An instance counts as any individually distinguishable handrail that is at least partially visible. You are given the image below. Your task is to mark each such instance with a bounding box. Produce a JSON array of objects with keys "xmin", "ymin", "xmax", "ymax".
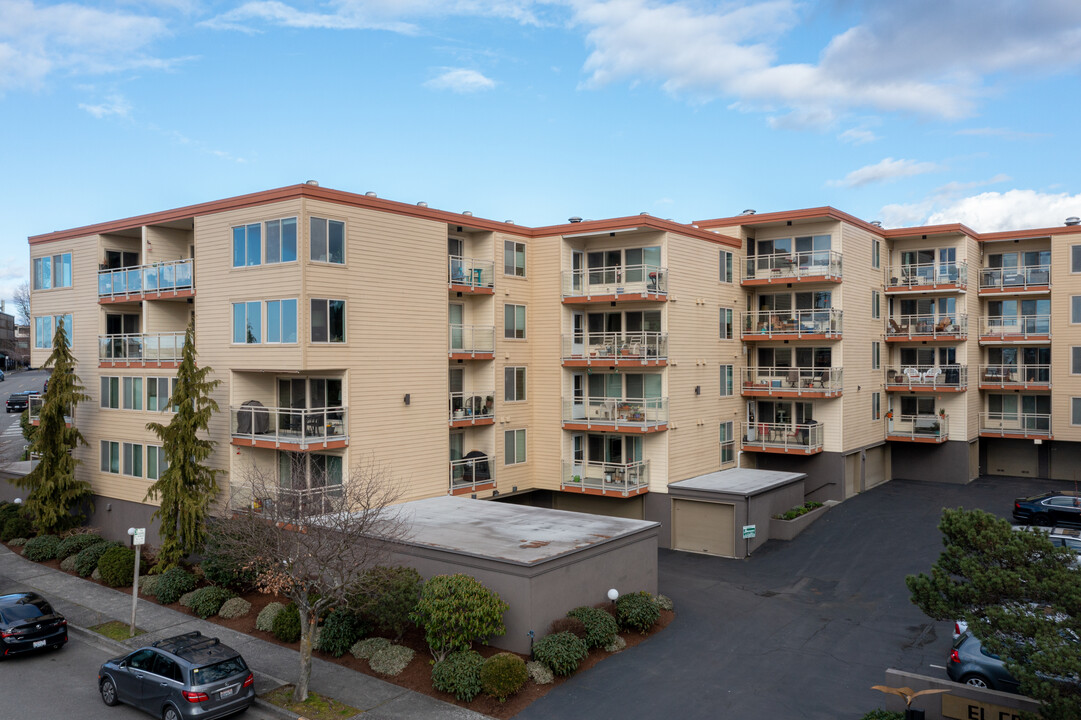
[
  {"xmin": 742, "ymin": 421, "xmax": 823, "ymax": 450},
  {"xmin": 230, "ymin": 405, "xmax": 348, "ymax": 444},
  {"xmin": 887, "ymin": 260, "xmax": 966, "ymax": 287},
  {"xmin": 979, "ymin": 264, "xmax": 1051, "ymax": 291},
  {"xmin": 448, "ymin": 324, "xmax": 494, "ymax": 354},
  {"xmin": 743, "ymin": 250, "xmax": 842, "ymax": 280},
  {"xmin": 561, "ymin": 332, "xmax": 668, "ymax": 361},
  {"xmin": 449, "ymin": 456, "xmax": 493, "ymax": 490},
  {"xmin": 561, "ymin": 459, "xmax": 649, "ymax": 492},
  {"xmin": 449, "ymin": 390, "xmax": 495, "ymax": 422},
  {"xmin": 979, "ymin": 412, "xmax": 1051, "ymax": 435},
  {"xmin": 888, "ymin": 413, "xmax": 948, "ymax": 438},
  {"xmin": 98, "ymin": 332, "xmax": 185, "ymax": 362},
  {"xmin": 562, "ymin": 396, "xmax": 669, "ymax": 426},
  {"xmin": 98, "ymin": 258, "xmax": 194, "ymax": 298},
  {"xmin": 886, "ymin": 314, "xmax": 967, "ymax": 338},
  {"xmin": 977, "ymin": 364, "xmax": 1050, "ymax": 385},
  {"xmin": 979, "ymin": 315, "xmax": 1051, "ymax": 337},
  {"xmin": 743, "ymin": 366, "xmax": 843, "ymax": 393},
  {"xmin": 448, "ymin": 256, "xmax": 495, "ymax": 289},
  {"xmin": 885, "ymin": 365, "xmax": 967, "ymax": 388},
  {"xmin": 742, "ymin": 309, "xmax": 842, "ymax": 336},
  {"xmin": 562, "ymin": 264, "xmax": 668, "ymax": 297},
  {"xmin": 229, "ymin": 482, "xmax": 343, "ymax": 517}
]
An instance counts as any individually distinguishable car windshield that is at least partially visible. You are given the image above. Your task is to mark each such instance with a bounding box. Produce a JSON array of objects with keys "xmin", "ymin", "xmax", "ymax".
[
  {"xmin": 0, "ymin": 598, "xmax": 52, "ymax": 622},
  {"xmin": 191, "ymin": 656, "xmax": 247, "ymax": 684}
]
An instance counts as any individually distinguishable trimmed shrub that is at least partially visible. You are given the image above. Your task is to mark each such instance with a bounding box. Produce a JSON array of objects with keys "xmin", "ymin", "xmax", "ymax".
[
  {"xmin": 355, "ymin": 565, "xmax": 423, "ymax": 641},
  {"xmin": 533, "ymin": 632, "xmax": 588, "ymax": 676},
  {"xmin": 98, "ymin": 546, "xmax": 137, "ymax": 587},
  {"xmin": 318, "ymin": 608, "xmax": 367, "ymax": 658},
  {"xmin": 60, "ymin": 555, "xmax": 77, "ymax": 573},
  {"xmin": 56, "ymin": 533, "xmax": 104, "ymax": 559},
  {"xmin": 139, "ymin": 575, "xmax": 160, "ymax": 596},
  {"xmin": 272, "ymin": 603, "xmax": 301, "ymax": 643},
  {"xmin": 350, "ymin": 637, "xmax": 391, "ymax": 660},
  {"xmin": 604, "ymin": 635, "xmax": 626, "ymax": 653},
  {"xmin": 200, "ymin": 539, "xmax": 256, "ymax": 591},
  {"xmin": 653, "ymin": 594, "xmax": 674, "ymax": 612},
  {"xmin": 548, "ymin": 616, "xmax": 587, "ymax": 640},
  {"xmin": 369, "ymin": 644, "xmax": 415, "ymax": 676},
  {"xmin": 256, "ymin": 602, "xmax": 285, "ymax": 632},
  {"xmin": 74, "ymin": 541, "xmax": 118, "ymax": 577},
  {"xmin": 154, "ymin": 567, "xmax": 197, "ymax": 605},
  {"xmin": 189, "ymin": 586, "xmax": 235, "ymax": 619},
  {"xmin": 218, "ymin": 597, "xmax": 252, "ymax": 619},
  {"xmin": 480, "ymin": 652, "xmax": 528, "ymax": 701},
  {"xmin": 615, "ymin": 591, "xmax": 660, "ymax": 633},
  {"xmin": 410, "ymin": 574, "xmax": 508, "ymax": 661},
  {"xmin": 2, "ymin": 515, "xmax": 33, "ymax": 542},
  {"xmin": 8, "ymin": 537, "xmax": 27, "ymax": 547},
  {"xmin": 179, "ymin": 590, "xmax": 199, "ymax": 608},
  {"xmin": 23, "ymin": 534, "xmax": 61, "ymax": 561},
  {"xmin": 431, "ymin": 650, "xmax": 484, "ymax": 702},
  {"xmin": 525, "ymin": 660, "xmax": 554, "ymax": 686},
  {"xmin": 568, "ymin": 606, "xmax": 619, "ymax": 649}
]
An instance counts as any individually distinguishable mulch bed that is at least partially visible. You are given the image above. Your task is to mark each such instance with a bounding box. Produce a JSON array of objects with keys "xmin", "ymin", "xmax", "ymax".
[{"xmin": 3, "ymin": 540, "xmax": 673, "ymax": 718}]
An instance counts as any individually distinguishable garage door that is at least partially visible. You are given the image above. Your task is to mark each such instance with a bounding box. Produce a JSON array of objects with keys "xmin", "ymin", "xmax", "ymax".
[
  {"xmin": 987, "ymin": 440, "xmax": 1037, "ymax": 477},
  {"xmin": 865, "ymin": 446, "xmax": 887, "ymax": 489},
  {"xmin": 672, "ymin": 499, "xmax": 734, "ymax": 557}
]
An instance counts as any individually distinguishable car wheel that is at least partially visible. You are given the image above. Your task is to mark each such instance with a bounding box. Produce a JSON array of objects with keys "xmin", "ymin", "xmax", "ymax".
[
  {"xmin": 962, "ymin": 674, "xmax": 991, "ymax": 689},
  {"xmin": 163, "ymin": 705, "xmax": 182, "ymax": 720},
  {"xmin": 100, "ymin": 678, "xmax": 120, "ymax": 706},
  {"xmin": 1034, "ymin": 513, "xmax": 1052, "ymax": 526}
]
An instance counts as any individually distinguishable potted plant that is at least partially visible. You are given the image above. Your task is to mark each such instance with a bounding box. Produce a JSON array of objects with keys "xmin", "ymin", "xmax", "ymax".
[{"xmin": 572, "ymin": 474, "xmax": 581, "ymax": 483}]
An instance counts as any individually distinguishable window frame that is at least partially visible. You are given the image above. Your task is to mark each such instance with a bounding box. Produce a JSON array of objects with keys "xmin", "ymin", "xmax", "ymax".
[
  {"xmin": 872, "ymin": 391, "xmax": 881, "ymax": 420},
  {"xmin": 266, "ymin": 299, "xmax": 299, "ymax": 344},
  {"xmin": 720, "ymin": 365, "xmax": 734, "ymax": 397},
  {"xmin": 310, "ymin": 298, "xmax": 347, "ymax": 343},
  {"xmin": 719, "ymin": 251, "xmax": 734, "ymax": 283},
  {"xmin": 1073, "ymin": 398, "xmax": 1081, "ymax": 426},
  {"xmin": 1073, "ymin": 296, "xmax": 1081, "ymax": 324},
  {"xmin": 504, "ymin": 428, "xmax": 527, "ymax": 466},
  {"xmin": 1072, "ymin": 246, "xmax": 1081, "ymax": 274},
  {"xmin": 32, "ymin": 253, "xmax": 72, "ymax": 290},
  {"xmin": 232, "ymin": 223, "xmax": 262, "ymax": 268},
  {"xmin": 122, "ymin": 442, "xmax": 143, "ymax": 478},
  {"xmin": 719, "ymin": 308, "xmax": 733, "ymax": 339},
  {"xmin": 504, "ymin": 366, "xmax": 526, "ymax": 402},
  {"xmin": 504, "ymin": 304, "xmax": 526, "ymax": 340},
  {"xmin": 146, "ymin": 445, "xmax": 167, "ymax": 481},
  {"xmin": 1073, "ymin": 347, "xmax": 1081, "ymax": 375},
  {"xmin": 100, "ymin": 377, "xmax": 120, "ymax": 410},
  {"xmin": 232, "ymin": 301, "xmax": 262, "ymax": 344},
  {"xmin": 310, "ymin": 217, "xmax": 346, "ymax": 265},
  {"xmin": 100, "ymin": 440, "xmax": 120, "ymax": 474},
  {"xmin": 871, "ymin": 341, "xmax": 880, "ymax": 370},
  {"xmin": 872, "ymin": 290, "xmax": 880, "ymax": 319},
  {"xmin": 719, "ymin": 421, "xmax": 735, "ymax": 464},
  {"xmin": 504, "ymin": 240, "xmax": 526, "ymax": 278},
  {"xmin": 872, "ymin": 240, "xmax": 881, "ymax": 269},
  {"xmin": 264, "ymin": 217, "xmax": 298, "ymax": 264},
  {"xmin": 122, "ymin": 377, "xmax": 143, "ymax": 411}
]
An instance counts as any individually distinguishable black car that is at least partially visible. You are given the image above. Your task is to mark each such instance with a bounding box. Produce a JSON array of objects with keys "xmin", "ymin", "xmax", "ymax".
[
  {"xmin": 99, "ymin": 631, "xmax": 254, "ymax": 720},
  {"xmin": 0, "ymin": 591, "xmax": 68, "ymax": 659},
  {"xmin": 1013, "ymin": 491, "xmax": 1081, "ymax": 527},
  {"xmin": 5, "ymin": 391, "xmax": 36, "ymax": 413}
]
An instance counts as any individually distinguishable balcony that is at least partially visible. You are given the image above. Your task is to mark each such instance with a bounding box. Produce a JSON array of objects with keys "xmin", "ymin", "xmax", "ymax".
[
  {"xmin": 448, "ymin": 256, "xmax": 495, "ymax": 294},
  {"xmin": 979, "ymin": 316, "xmax": 1050, "ymax": 343},
  {"xmin": 449, "ymin": 325, "xmax": 494, "ymax": 360},
  {"xmin": 742, "ymin": 309, "xmax": 842, "ymax": 340},
  {"xmin": 742, "ymin": 251, "xmax": 842, "ymax": 286},
  {"xmin": 742, "ymin": 421, "xmax": 823, "ymax": 454},
  {"xmin": 885, "ymin": 314, "xmax": 967, "ymax": 342},
  {"xmin": 98, "ymin": 259, "xmax": 194, "ymax": 303},
  {"xmin": 885, "ymin": 365, "xmax": 967, "ymax": 393},
  {"xmin": 980, "ymin": 412, "xmax": 1052, "ymax": 439},
  {"xmin": 449, "ymin": 390, "xmax": 494, "ymax": 427},
  {"xmin": 562, "ymin": 265, "xmax": 668, "ymax": 303},
  {"xmin": 977, "ymin": 364, "xmax": 1051, "ymax": 390},
  {"xmin": 561, "ymin": 396, "xmax": 668, "ymax": 434},
  {"xmin": 449, "ymin": 455, "xmax": 494, "ymax": 496},
  {"xmin": 885, "ymin": 261, "xmax": 967, "ymax": 293},
  {"xmin": 230, "ymin": 405, "xmax": 348, "ymax": 451},
  {"xmin": 886, "ymin": 414, "xmax": 949, "ymax": 443},
  {"xmin": 229, "ymin": 482, "xmax": 343, "ymax": 518},
  {"xmin": 28, "ymin": 394, "xmax": 70, "ymax": 427},
  {"xmin": 99, "ymin": 333, "xmax": 184, "ymax": 367},
  {"xmin": 561, "ymin": 332, "xmax": 668, "ymax": 368},
  {"xmin": 561, "ymin": 460, "xmax": 650, "ymax": 497},
  {"xmin": 978, "ymin": 265, "xmax": 1050, "ymax": 295},
  {"xmin": 741, "ymin": 367, "xmax": 843, "ymax": 398}
]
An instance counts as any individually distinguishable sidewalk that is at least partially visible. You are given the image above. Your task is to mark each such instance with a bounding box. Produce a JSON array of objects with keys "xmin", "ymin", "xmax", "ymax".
[{"xmin": 0, "ymin": 544, "xmax": 488, "ymax": 720}]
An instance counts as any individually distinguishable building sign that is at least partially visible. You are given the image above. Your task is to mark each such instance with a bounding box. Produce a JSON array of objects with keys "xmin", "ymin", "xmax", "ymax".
[
  {"xmin": 132, "ymin": 528, "xmax": 146, "ymax": 546},
  {"xmin": 942, "ymin": 694, "xmax": 1023, "ymax": 720},
  {"xmin": 742, "ymin": 525, "xmax": 756, "ymax": 539}
]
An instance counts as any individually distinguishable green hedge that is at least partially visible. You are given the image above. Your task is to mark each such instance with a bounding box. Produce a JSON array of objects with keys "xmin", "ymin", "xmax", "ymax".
[
  {"xmin": 272, "ymin": 603, "xmax": 301, "ymax": 643},
  {"xmin": 154, "ymin": 567, "xmax": 198, "ymax": 605},
  {"xmin": 98, "ymin": 546, "xmax": 137, "ymax": 587},
  {"xmin": 615, "ymin": 591, "xmax": 659, "ymax": 633},
  {"xmin": 431, "ymin": 650, "xmax": 484, "ymax": 702},
  {"xmin": 480, "ymin": 652, "xmax": 527, "ymax": 701},
  {"xmin": 74, "ymin": 541, "xmax": 120, "ymax": 577},
  {"xmin": 410, "ymin": 574, "xmax": 508, "ymax": 661},
  {"xmin": 318, "ymin": 608, "xmax": 367, "ymax": 657},
  {"xmin": 188, "ymin": 586, "xmax": 235, "ymax": 619},
  {"xmin": 567, "ymin": 606, "xmax": 619, "ymax": 648},
  {"xmin": 56, "ymin": 533, "xmax": 104, "ymax": 559},
  {"xmin": 774, "ymin": 501, "xmax": 824, "ymax": 521},
  {"xmin": 533, "ymin": 632, "xmax": 588, "ymax": 676},
  {"xmin": 23, "ymin": 534, "xmax": 61, "ymax": 561}
]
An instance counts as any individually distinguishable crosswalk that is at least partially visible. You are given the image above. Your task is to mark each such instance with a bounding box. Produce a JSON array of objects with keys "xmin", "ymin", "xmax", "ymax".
[{"xmin": 0, "ymin": 422, "xmax": 26, "ymax": 458}]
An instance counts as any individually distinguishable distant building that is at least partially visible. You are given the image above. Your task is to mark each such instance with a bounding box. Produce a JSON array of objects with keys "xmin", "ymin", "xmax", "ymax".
[
  {"xmin": 0, "ymin": 308, "xmax": 14, "ymax": 369},
  {"xmin": 13, "ymin": 324, "xmax": 30, "ymax": 367}
]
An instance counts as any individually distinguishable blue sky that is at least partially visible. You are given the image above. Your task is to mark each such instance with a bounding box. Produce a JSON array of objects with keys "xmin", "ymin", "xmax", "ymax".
[{"xmin": 3, "ymin": 0, "xmax": 1081, "ymax": 314}]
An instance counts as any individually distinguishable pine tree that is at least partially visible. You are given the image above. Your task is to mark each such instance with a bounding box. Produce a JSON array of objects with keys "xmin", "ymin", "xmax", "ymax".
[
  {"xmin": 15, "ymin": 318, "xmax": 92, "ymax": 533},
  {"xmin": 145, "ymin": 318, "xmax": 221, "ymax": 572}
]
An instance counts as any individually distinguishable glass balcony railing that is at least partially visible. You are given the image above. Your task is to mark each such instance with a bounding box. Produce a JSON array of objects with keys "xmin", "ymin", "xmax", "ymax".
[
  {"xmin": 980, "ymin": 412, "xmax": 1051, "ymax": 436},
  {"xmin": 743, "ymin": 421, "xmax": 823, "ymax": 452},
  {"xmin": 448, "ymin": 325, "xmax": 494, "ymax": 355},
  {"xmin": 450, "ymin": 455, "xmax": 493, "ymax": 492},
  {"xmin": 979, "ymin": 315, "xmax": 1050, "ymax": 339},
  {"xmin": 885, "ymin": 365, "xmax": 967, "ymax": 390},
  {"xmin": 448, "ymin": 256, "xmax": 494, "ymax": 290},
  {"xmin": 887, "ymin": 413, "xmax": 948, "ymax": 440},
  {"xmin": 561, "ymin": 332, "xmax": 668, "ymax": 362},
  {"xmin": 887, "ymin": 260, "xmax": 966, "ymax": 288},
  {"xmin": 562, "ymin": 459, "xmax": 650, "ymax": 493},
  {"xmin": 230, "ymin": 405, "xmax": 348, "ymax": 446},
  {"xmin": 28, "ymin": 394, "xmax": 69, "ymax": 425},
  {"xmin": 228, "ymin": 482, "xmax": 343, "ymax": 517},
  {"xmin": 886, "ymin": 314, "xmax": 967, "ymax": 339},
  {"xmin": 98, "ymin": 333, "xmax": 185, "ymax": 363},
  {"xmin": 449, "ymin": 390, "xmax": 494, "ymax": 423},
  {"xmin": 979, "ymin": 265, "xmax": 1050, "ymax": 292},
  {"xmin": 742, "ymin": 367, "xmax": 842, "ymax": 394},
  {"xmin": 978, "ymin": 364, "xmax": 1050, "ymax": 386},
  {"xmin": 98, "ymin": 259, "xmax": 194, "ymax": 298},
  {"xmin": 562, "ymin": 265, "xmax": 668, "ymax": 298},
  {"xmin": 743, "ymin": 251, "xmax": 842, "ymax": 282},
  {"xmin": 562, "ymin": 396, "xmax": 669, "ymax": 429},
  {"xmin": 742, "ymin": 309, "xmax": 842, "ymax": 337}
]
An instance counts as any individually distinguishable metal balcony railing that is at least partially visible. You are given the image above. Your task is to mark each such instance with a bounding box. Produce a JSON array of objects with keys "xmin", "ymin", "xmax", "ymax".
[
  {"xmin": 886, "ymin": 314, "xmax": 967, "ymax": 339},
  {"xmin": 230, "ymin": 405, "xmax": 348, "ymax": 446},
  {"xmin": 98, "ymin": 259, "xmax": 194, "ymax": 298},
  {"xmin": 743, "ymin": 421, "xmax": 824, "ymax": 451},
  {"xmin": 449, "ymin": 390, "xmax": 494, "ymax": 423},
  {"xmin": 229, "ymin": 482, "xmax": 343, "ymax": 517},
  {"xmin": 885, "ymin": 365, "xmax": 967, "ymax": 390},
  {"xmin": 742, "ymin": 309, "xmax": 842, "ymax": 337},
  {"xmin": 27, "ymin": 394, "xmax": 70, "ymax": 425},
  {"xmin": 980, "ymin": 412, "xmax": 1052, "ymax": 436},
  {"xmin": 562, "ymin": 396, "xmax": 669, "ymax": 429},
  {"xmin": 887, "ymin": 260, "xmax": 966, "ymax": 288},
  {"xmin": 887, "ymin": 413, "xmax": 948, "ymax": 440},
  {"xmin": 562, "ymin": 459, "xmax": 649, "ymax": 493},
  {"xmin": 450, "ymin": 456, "xmax": 493, "ymax": 492},
  {"xmin": 979, "ymin": 315, "xmax": 1051, "ymax": 339},
  {"xmin": 977, "ymin": 364, "xmax": 1051, "ymax": 386},
  {"xmin": 449, "ymin": 324, "xmax": 494, "ymax": 355},
  {"xmin": 99, "ymin": 333, "xmax": 185, "ymax": 363},
  {"xmin": 743, "ymin": 251, "xmax": 842, "ymax": 282},
  {"xmin": 561, "ymin": 332, "xmax": 668, "ymax": 362},
  {"xmin": 979, "ymin": 265, "xmax": 1050, "ymax": 292},
  {"xmin": 562, "ymin": 265, "xmax": 668, "ymax": 298},
  {"xmin": 742, "ymin": 367, "xmax": 843, "ymax": 394},
  {"xmin": 448, "ymin": 256, "xmax": 494, "ymax": 289}
]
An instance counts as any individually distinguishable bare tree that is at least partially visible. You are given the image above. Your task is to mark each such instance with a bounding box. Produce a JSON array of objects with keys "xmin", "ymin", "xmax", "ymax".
[
  {"xmin": 212, "ymin": 454, "xmax": 409, "ymax": 702},
  {"xmin": 13, "ymin": 281, "xmax": 30, "ymax": 326}
]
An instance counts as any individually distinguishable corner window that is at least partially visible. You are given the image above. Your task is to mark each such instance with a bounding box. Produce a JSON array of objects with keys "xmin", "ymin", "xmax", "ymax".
[
  {"xmin": 32, "ymin": 253, "xmax": 72, "ymax": 289},
  {"xmin": 311, "ymin": 299, "xmax": 346, "ymax": 343},
  {"xmin": 504, "ymin": 240, "xmax": 526, "ymax": 277},
  {"xmin": 310, "ymin": 218, "xmax": 345, "ymax": 264},
  {"xmin": 265, "ymin": 218, "xmax": 298, "ymax": 264},
  {"xmin": 504, "ymin": 367, "xmax": 526, "ymax": 402},
  {"xmin": 232, "ymin": 302, "xmax": 261, "ymax": 344},
  {"xmin": 266, "ymin": 299, "xmax": 298, "ymax": 344},
  {"xmin": 720, "ymin": 365, "xmax": 733, "ymax": 396},
  {"xmin": 720, "ymin": 251, "xmax": 734, "ymax": 283},
  {"xmin": 232, "ymin": 224, "xmax": 261, "ymax": 267},
  {"xmin": 719, "ymin": 308, "xmax": 733, "ymax": 339},
  {"xmin": 504, "ymin": 304, "xmax": 526, "ymax": 339},
  {"xmin": 504, "ymin": 429, "xmax": 526, "ymax": 465}
]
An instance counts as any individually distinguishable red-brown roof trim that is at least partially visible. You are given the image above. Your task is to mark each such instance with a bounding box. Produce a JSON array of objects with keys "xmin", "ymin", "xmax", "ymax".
[{"xmin": 695, "ymin": 207, "xmax": 884, "ymax": 235}]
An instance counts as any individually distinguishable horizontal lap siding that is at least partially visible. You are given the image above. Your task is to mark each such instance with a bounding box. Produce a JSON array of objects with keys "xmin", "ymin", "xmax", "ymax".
[
  {"xmin": 1051, "ymin": 232, "xmax": 1081, "ymax": 441},
  {"xmin": 838, "ymin": 223, "xmax": 885, "ymax": 452}
]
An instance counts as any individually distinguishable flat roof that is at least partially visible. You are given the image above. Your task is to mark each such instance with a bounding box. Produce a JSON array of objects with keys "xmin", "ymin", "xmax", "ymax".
[
  {"xmin": 669, "ymin": 468, "xmax": 806, "ymax": 498},
  {"xmin": 389, "ymin": 496, "xmax": 659, "ymax": 566}
]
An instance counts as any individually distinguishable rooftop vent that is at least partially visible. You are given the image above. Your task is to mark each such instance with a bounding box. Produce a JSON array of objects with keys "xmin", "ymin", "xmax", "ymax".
[
  {"xmin": 870, "ymin": 220, "xmax": 882, "ymax": 227},
  {"xmin": 1066, "ymin": 217, "xmax": 1080, "ymax": 226},
  {"xmin": 505, "ymin": 220, "xmax": 514, "ymax": 224},
  {"xmin": 417, "ymin": 201, "xmax": 428, "ymax": 207},
  {"xmin": 568, "ymin": 216, "xmax": 583, "ymax": 223},
  {"xmin": 365, "ymin": 191, "xmax": 377, "ymax": 197},
  {"xmin": 305, "ymin": 180, "xmax": 319, "ymax": 186},
  {"xmin": 740, "ymin": 209, "xmax": 756, "ymax": 216},
  {"xmin": 640, "ymin": 212, "xmax": 650, "ymax": 216},
  {"xmin": 463, "ymin": 211, "xmax": 473, "ymax": 216}
]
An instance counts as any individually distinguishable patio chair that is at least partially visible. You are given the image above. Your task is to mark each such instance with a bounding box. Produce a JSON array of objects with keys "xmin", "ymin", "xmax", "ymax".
[
  {"xmin": 902, "ymin": 367, "xmax": 922, "ymax": 385},
  {"xmin": 934, "ymin": 316, "xmax": 952, "ymax": 333},
  {"xmin": 922, "ymin": 367, "xmax": 942, "ymax": 385},
  {"xmin": 888, "ymin": 319, "xmax": 909, "ymax": 335}
]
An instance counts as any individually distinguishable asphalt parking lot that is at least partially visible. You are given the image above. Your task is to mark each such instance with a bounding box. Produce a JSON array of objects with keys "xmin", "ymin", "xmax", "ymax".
[{"xmin": 519, "ymin": 475, "xmax": 1055, "ymax": 720}]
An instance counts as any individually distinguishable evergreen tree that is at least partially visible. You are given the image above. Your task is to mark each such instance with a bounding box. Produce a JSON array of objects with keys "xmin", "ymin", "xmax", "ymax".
[
  {"xmin": 145, "ymin": 318, "xmax": 221, "ymax": 572},
  {"xmin": 15, "ymin": 318, "xmax": 91, "ymax": 533}
]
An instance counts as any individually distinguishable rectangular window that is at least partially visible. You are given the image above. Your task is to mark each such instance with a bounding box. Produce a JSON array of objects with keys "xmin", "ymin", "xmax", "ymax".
[
  {"xmin": 34, "ymin": 316, "xmax": 51, "ymax": 349},
  {"xmin": 100, "ymin": 441, "xmax": 120, "ymax": 474},
  {"xmin": 32, "ymin": 253, "xmax": 72, "ymax": 290},
  {"xmin": 719, "ymin": 421, "xmax": 735, "ymax": 464},
  {"xmin": 719, "ymin": 251, "xmax": 734, "ymax": 283},
  {"xmin": 232, "ymin": 301, "xmax": 261, "ymax": 343},
  {"xmin": 504, "ymin": 304, "xmax": 526, "ymax": 339},
  {"xmin": 872, "ymin": 291, "xmax": 880, "ymax": 319},
  {"xmin": 265, "ymin": 218, "xmax": 298, "ymax": 264},
  {"xmin": 1071, "ymin": 245, "xmax": 1081, "ymax": 273},
  {"xmin": 1074, "ymin": 398, "xmax": 1081, "ymax": 426},
  {"xmin": 719, "ymin": 308, "xmax": 733, "ymax": 339},
  {"xmin": 872, "ymin": 240, "xmax": 881, "ymax": 269},
  {"xmin": 504, "ymin": 240, "xmax": 526, "ymax": 277},
  {"xmin": 720, "ymin": 365, "xmax": 733, "ymax": 396},
  {"xmin": 266, "ymin": 299, "xmax": 298, "ymax": 343},
  {"xmin": 147, "ymin": 377, "xmax": 174, "ymax": 412},
  {"xmin": 232, "ymin": 223, "xmax": 261, "ymax": 267},
  {"xmin": 100, "ymin": 377, "xmax": 120, "ymax": 409},
  {"xmin": 147, "ymin": 446, "xmax": 167, "ymax": 480},
  {"xmin": 504, "ymin": 367, "xmax": 526, "ymax": 402},
  {"xmin": 122, "ymin": 442, "xmax": 143, "ymax": 478},
  {"xmin": 504, "ymin": 429, "xmax": 526, "ymax": 465},
  {"xmin": 310, "ymin": 299, "xmax": 346, "ymax": 343},
  {"xmin": 310, "ymin": 217, "xmax": 346, "ymax": 264},
  {"xmin": 872, "ymin": 341, "xmax": 880, "ymax": 370},
  {"xmin": 1074, "ymin": 296, "xmax": 1081, "ymax": 323},
  {"xmin": 122, "ymin": 377, "xmax": 143, "ymax": 410},
  {"xmin": 1074, "ymin": 347, "xmax": 1081, "ymax": 374},
  {"xmin": 872, "ymin": 392, "xmax": 881, "ymax": 420}
]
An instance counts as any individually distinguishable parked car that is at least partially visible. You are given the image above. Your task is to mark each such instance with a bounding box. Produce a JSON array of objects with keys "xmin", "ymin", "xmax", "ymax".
[
  {"xmin": 1013, "ymin": 491, "xmax": 1081, "ymax": 527},
  {"xmin": 5, "ymin": 391, "xmax": 35, "ymax": 413},
  {"xmin": 98, "ymin": 631, "xmax": 254, "ymax": 720},
  {"xmin": 0, "ymin": 369, "xmax": 5, "ymax": 381},
  {"xmin": 948, "ymin": 631, "xmax": 1020, "ymax": 692},
  {"xmin": 0, "ymin": 591, "xmax": 68, "ymax": 659}
]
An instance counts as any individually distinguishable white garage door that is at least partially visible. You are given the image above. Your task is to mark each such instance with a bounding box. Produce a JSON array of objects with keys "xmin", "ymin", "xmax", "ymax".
[
  {"xmin": 672, "ymin": 499, "xmax": 734, "ymax": 557},
  {"xmin": 987, "ymin": 441, "xmax": 1037, "ymax": 477},
  {"xmin": 865, "ymin": 446, "xmax": 887, "ymax": 489}
]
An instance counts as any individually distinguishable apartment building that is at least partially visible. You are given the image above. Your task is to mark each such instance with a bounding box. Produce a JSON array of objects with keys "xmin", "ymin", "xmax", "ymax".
[{"xmin": 24, "ymin": 185, "xmax": 1081, "ymax": 553}]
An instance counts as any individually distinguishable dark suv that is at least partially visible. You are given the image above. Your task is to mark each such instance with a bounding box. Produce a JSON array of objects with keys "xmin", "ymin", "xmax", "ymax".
[{"xmin": 98, "ymin": 632, "xmax": 254, "ymax": 720}]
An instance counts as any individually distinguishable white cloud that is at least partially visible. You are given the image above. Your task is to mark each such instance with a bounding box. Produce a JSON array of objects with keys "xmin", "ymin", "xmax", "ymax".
[
  {"xmin": 955, "ymin": 127, "xmax": 1050, "ymax": 140},
  {"xmin": 828, "ymin": 157, "xmax": 941, "ymax": 188},
  {"xmin": 924, "ymin": 189, "xmax": 1081, "ymax": 232},
  {"xmin": 423, "ymin": 68, "xmax": 496, "ymax": 92},
  {"xmin": 838, "ymin": 128, "xmax": 878, "ymax": 145},
  {"xmin": 79, "ymin": 93, "xmax": 132, "ymax": 118}
]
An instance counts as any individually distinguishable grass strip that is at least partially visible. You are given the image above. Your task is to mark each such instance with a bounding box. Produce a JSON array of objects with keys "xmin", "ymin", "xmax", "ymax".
[{"xmin": 262, "ymin": 685, "xmax": 360, "ymax": 720}]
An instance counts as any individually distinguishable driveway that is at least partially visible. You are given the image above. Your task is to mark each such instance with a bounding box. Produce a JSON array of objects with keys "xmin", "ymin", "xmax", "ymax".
[{"xmin": 518, "ymin": 476, "xmax": 1052, "ymax": 720}]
